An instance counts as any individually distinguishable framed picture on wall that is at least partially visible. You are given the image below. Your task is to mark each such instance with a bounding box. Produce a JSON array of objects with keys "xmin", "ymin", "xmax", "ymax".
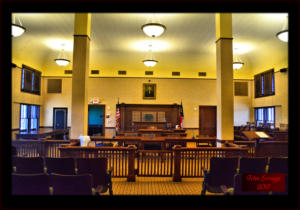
[{"xmin": 143, "ymin": 83, "xmax": 156, "ymax": 99}]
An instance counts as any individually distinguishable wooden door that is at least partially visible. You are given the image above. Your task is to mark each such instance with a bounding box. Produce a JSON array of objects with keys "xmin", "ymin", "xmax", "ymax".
[
  {"xmin": 199, "ymin": 106, "xmax": 217, "ymax": 137},
  {"xmin": 53, "ymin": 108, "xmax": 67, "ymax": 129}
]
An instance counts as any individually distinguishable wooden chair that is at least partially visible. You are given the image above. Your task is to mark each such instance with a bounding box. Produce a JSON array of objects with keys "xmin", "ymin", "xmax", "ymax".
[
  {"xmin": 201, "ymin": 157, "xmax": 238, "ymax": 195},
  {"xmin": 49, "ymin": 173, "xmax": 94, "ymax": 195},
  {"xmin": 76, "ymin": 158, "xmax": 113, "ymax": 195},
  {"xmin": 45, "ymin": 157, "xmax": 76, "ymax": 175},
  {"xmin": 221, "ymin": 174, "xmax": 269, "ymax": 195},
  {"xmin": 12, "ymin": 157, "xmax": 45, "ymax": 174},
  {"xmin": 268, "ymin": 157, "xmax": 288, "ymax": 195},
  {"xmin": 268, "ymin": 157, "xmax": 288, "ymax": 173},
  {"xmin": 12, "ymin": 173, "xmax": 50, "ymax": 195},
  {"xmin": 239, "ymin": 157, "xmax": 268, "ymax": 174}
]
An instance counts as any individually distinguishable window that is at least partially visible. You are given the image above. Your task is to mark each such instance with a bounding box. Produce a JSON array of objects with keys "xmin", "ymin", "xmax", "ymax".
[
  {"xmin": 254, "ymin": 106, "xmax": 275, "ymax": 126},
  {"xmin": 20, "ymin": 104, "xmax": 40, "ymax": 131},
  {"xmin": 254, "ymin": 69, "xmax": 275, "ymax": 98},
  {"xmin": 21, "ymin": 65, "xmax": 41, "ymax": 95}
]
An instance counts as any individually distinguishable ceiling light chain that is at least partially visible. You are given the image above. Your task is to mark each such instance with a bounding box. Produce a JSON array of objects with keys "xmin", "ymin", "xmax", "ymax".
[
  {"xmin": 233, "ymin": 47, "xmax": 244, "ymax": 70},
  {"xmin": 143, "ymin": 43, "xmax": 158, "ymax": 67},
  {"xmin": 54, "ymin": 44, "xmax": 70, "ymax": 66}
]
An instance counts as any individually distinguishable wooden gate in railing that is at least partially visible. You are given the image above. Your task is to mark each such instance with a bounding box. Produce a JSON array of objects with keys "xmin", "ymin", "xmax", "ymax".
[
  {"xmin": 172, "ymin": 146, "xmax": 249, "ymax": 181},
  {"xmin": 136, "ymin": 150, "xmax": 173, "ymax": 177},
  {"xmin": 59, "ymin": 146, "xmax": 136, "ymax": 180}
]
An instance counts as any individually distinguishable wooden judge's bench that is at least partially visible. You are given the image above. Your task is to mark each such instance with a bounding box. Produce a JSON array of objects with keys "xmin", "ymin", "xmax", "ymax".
[{"xmin": 117, "ymin": 103, "xmax": 184, "ymax": 136}]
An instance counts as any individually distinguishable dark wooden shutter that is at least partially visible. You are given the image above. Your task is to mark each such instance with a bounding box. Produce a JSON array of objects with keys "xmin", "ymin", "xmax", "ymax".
[
  {"xmin": 264, "ymin": 70, "xmax": 273, "ymax": 96},
  {"xmin": 33, "ymin": 71, "xmax": 41, "ymax": 94},
  {"xmin": 23, "ymin": 68, "xmax": 33, "ymax": 92},
  {"xmin": 254, "ymin": 74, "xmax": 261, "ymax": 98}
]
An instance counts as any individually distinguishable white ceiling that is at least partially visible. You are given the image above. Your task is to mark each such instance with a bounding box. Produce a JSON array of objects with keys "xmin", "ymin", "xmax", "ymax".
[{"xmin": 12, "ymin": 13, "xmax": 288, "ymax": 79}]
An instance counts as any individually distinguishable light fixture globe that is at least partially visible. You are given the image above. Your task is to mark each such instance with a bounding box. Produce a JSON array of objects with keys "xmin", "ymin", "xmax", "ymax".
[
  {"xmin": 54, "ymin": 58, "xmax": 70, "ymax": 66},
  {"xmin": 233, "ymin": 61, "xmax": 244, "ymax": 70},
  {"xmin": 141, "ymin": 23, "xmax": 166, "ymax": 37},
  {"xmin": 143, "ymin": 59, "xmax": 158, "ymax": 67},
  {"xmin": 276, "ymin": 29, "xmax": 288, "ymax": 42},
  {"xmin": 12, "ymin": 23, "xmax": 26, "ymax": 37}
]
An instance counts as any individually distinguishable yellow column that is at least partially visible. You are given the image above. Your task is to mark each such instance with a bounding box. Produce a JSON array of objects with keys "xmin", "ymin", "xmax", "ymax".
[
  {"xmin": 70, "ymin": 13, "xmax": 91, "ymax": 139},
  {"xmin": 215, "ymin": 13, "xmax": 234, "ymax": 146}
]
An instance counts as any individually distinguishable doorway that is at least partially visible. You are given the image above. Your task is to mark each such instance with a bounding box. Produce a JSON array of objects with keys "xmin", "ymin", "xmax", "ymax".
[
  {"xmin": 53, "ymin": 108, "xmax": 68, "ymax": 129},
  {"xmin": 199, "ymin": 106, "xmax": 217, "ymax": 137},
  {"xmin": 88, "ymin": 105, "xmax": 105, "ymax": 136}
]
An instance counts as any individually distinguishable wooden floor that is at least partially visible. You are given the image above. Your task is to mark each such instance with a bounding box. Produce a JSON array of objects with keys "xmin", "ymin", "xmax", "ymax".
[{"xmin": 101, "ymin": 177, "xmax": 222, "ymax": 195}]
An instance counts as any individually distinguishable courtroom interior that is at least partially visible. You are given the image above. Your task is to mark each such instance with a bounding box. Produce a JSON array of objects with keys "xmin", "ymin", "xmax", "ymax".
[{"xmin": 10, "ymin": 12, "xmax": 291, "ymax": 198}]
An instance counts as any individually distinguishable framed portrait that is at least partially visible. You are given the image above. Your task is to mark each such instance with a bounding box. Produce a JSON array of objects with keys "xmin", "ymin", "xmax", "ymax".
[{"xmin": 143, "ymin": 83, "xmax": 156, "ymax": 99}]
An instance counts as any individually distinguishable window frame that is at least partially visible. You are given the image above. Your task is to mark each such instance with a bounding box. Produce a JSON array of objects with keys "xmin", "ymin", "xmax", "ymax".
[
  {"xmin": 21, "ymin": 64, "xmax": 41, "ymax": 95},
  {"xmin": 254, "ymin": 106, "xmax": 275, "ymax": 127},
  {"xmin": 19, "ymin": 103, "xmax": 40, "ymax": 131},
  {"xmin": 254, "ymin": 69, "xmax": 275, "ymax": 98}
]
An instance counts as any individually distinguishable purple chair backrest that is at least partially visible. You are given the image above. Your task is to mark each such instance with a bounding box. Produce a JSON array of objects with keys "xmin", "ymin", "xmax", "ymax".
[
  {"xmin": 77, "ymin": 158, "xmax": 107, "ymax": 186},
  {"xmin": 239, "ymin": 157, "xmax": 268, "ymax": 174},
  {"xmin": 209, "ymin": 157, "xmax": 238, "ymax": 187},
  {"xmin": 12, "ymin": 157, "xmax": 44, "ymax": 174},
  {"xmin": 45, "ymin": 158, "xmax": 75, "ymax": 175},
  {"xmin": 49, "ymin": 173, "xmax": 93, "ymax": 195},
  {"xmin": 12, "ymin": 173, "xmax": 49, "ymax": 195}
]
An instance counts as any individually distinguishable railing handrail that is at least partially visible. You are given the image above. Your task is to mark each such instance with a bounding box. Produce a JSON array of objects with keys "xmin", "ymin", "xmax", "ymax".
[
  {"xmin": 58, "ymin": 146, "xmax": 136, "ymax": 150},
  {"xmin": 172, "ymin": 146, "xmax": 248, "ymax": 151}
]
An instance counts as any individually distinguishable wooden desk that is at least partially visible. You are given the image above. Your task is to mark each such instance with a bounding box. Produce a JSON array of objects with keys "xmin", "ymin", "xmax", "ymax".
[{"xmin": 15, "ymin": 128, "xmax": 69, "ymax": 140}]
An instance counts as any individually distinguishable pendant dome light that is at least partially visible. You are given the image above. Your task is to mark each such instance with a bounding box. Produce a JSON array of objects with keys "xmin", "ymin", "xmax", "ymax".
[
  {"xmin": 276, "ymin": 15, "xmax": 288, "ymax": 42},
  {"xmin": 141, "ymin": 14, "xmax": 166, "ymax": 37},
  {"xmin": 12, "ymin": 14, "xmax": 26, "ymax": 37},
  {"xmin": 233, "ymin": 48, "xmax": 244, "ymax": 70},
  {"xmin": 54, "ymin": 44, "xmax": 70, "ymax": 66},
  {"xmin": 143, "ymin": 44, "xmax": 158, "ymax": 67}
]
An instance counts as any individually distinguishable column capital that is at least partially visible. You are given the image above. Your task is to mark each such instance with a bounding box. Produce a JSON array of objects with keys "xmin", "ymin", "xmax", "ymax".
[
  {"xmin": 215, "ymin": 13, "xmax": 232, "ymax": 40},
  {"xmin": 74, "ymin": 13, "xmax": 91, "ymax": 38}
]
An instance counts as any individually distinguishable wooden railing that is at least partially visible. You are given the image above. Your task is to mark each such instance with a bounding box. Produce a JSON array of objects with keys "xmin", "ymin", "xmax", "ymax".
[
  {"xmin": 59, "ymin": 146, "xmax": 136, "ymax": 180},
  {"xmin": 172, "ymin": 146, "xmax": 249, "ymax": 181},
  {"xmin": 12, "ymin": 139, "xmax": 286, "ymax": 182},
  {"xmin": 234, "ymin": 141, "xmax": 256, "ymax": 157},
  {"xmin": 12, "ymin": 139, "xmax": 70, "ymax": 158},
  {"xmin": 137, "ymin": 150, "xmax": 173, "ymax": 177}
]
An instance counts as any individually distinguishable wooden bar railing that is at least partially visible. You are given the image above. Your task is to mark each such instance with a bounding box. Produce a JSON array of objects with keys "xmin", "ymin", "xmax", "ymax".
[
  {"xmin": 172, "ymin": 146, "xmax": 249, "ymax": 181},
  {"xmin": 12, "ymin": 139, "xmax": 71, "ymax": 158},
  {"xmin": 59, "ymin": 146, "xmax": 137, "ymax": 180}
]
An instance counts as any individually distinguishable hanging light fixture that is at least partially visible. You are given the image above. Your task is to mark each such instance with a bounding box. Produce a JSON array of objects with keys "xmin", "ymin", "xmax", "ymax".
[
  {"xmin": 54, "ymin": 44, "xmax": 70, "ymax": 66},
  {"xmin": 276, "ymin": 15, "xmax": 288, "ymax": 42},
  {"xmin": 141, "ymin": 14, "xmax": 166, "ymax": 37},
  {"xmin": 143, "ymin": 44, "xmax": 158, "ymax": 67},
  {"xmin": 12, "ymin": 14, "xmax": 26, "ymax": 37},
  {"xmin": 233, "ymin": 48, "xmax": 244, "ymax": 70}
]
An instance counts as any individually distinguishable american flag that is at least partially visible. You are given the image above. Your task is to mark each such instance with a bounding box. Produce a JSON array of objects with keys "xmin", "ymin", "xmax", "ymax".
[
  {"xmin": 179, "ymin": 101, "xmax": 184, "ymax": 128},
  {"xmin": 115, "ymin": 101, "xmax": 120, "ymax": 132}
]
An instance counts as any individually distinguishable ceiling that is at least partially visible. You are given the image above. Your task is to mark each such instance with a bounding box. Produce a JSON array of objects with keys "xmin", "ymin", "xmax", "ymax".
[{"xmin": 12, "ymin": 13, "xmax": 288, "ymax": 79}]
